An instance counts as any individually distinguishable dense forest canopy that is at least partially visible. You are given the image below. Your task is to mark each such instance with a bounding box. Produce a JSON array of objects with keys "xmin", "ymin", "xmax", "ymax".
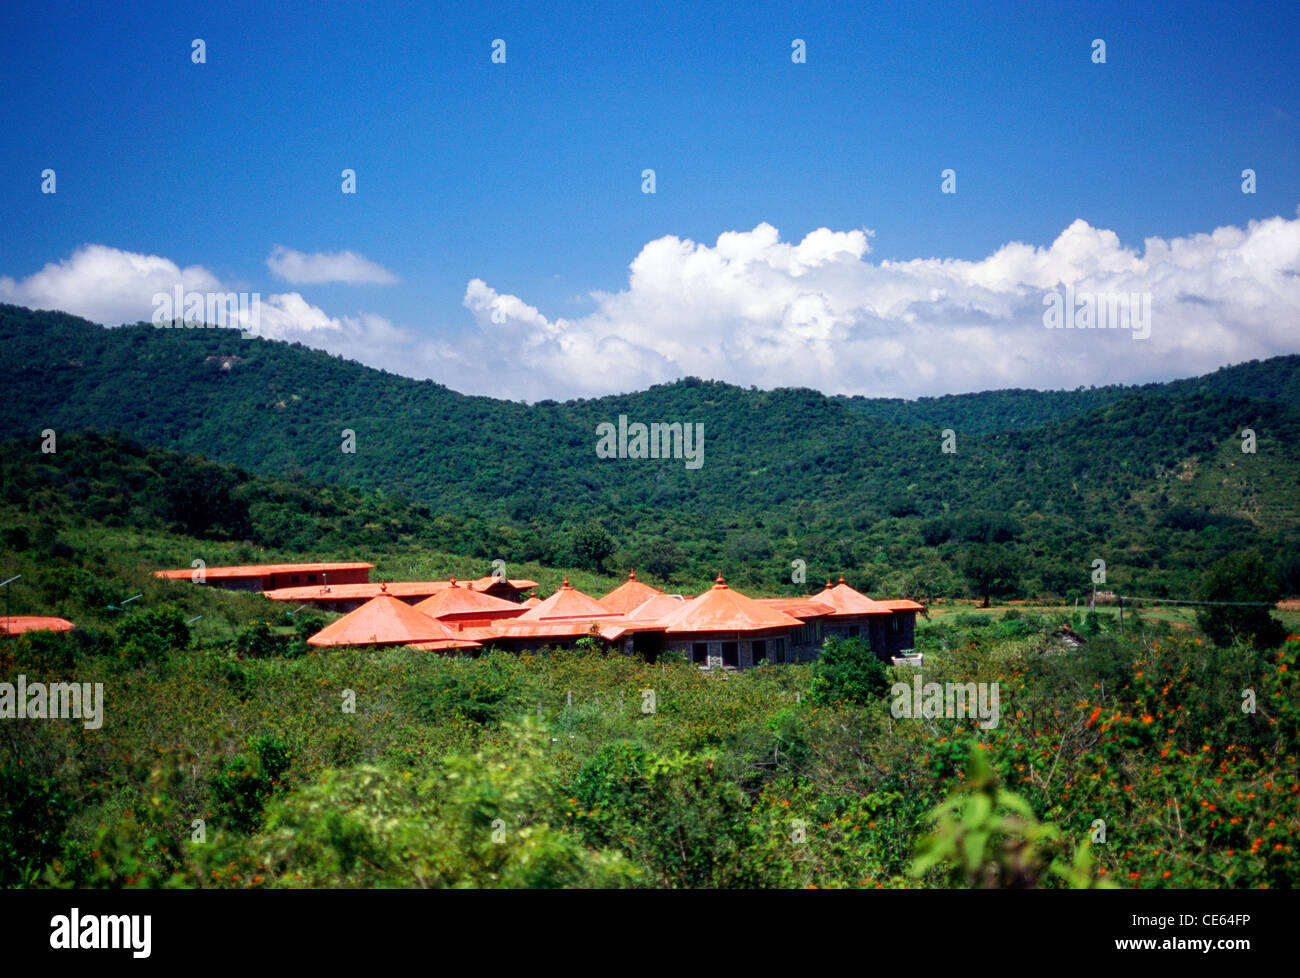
[{"xmin": 2, "ymin": 304, "xmax": 1298, "ymax": 600}]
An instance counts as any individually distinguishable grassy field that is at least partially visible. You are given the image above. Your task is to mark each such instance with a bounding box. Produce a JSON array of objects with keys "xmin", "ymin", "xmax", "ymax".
[{"xmin": 923, "ymin": 598, "xmax": 1300, "ymax": 634}]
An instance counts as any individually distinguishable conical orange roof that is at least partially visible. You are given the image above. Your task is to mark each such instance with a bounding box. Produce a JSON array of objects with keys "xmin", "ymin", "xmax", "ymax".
[
  {"xmin": 413, "ymin": 580, "xmax": 527, "ymax": 620},
  {"xmin": 518, "ymin": 579, "xmax": 620, "ymax": 621},
  {"xmin": 598, "ymin": 570, "xmax": 660, "ymax": 615},
  {"xmin": 659, "ymin": 576, "xmax": 804, "ymax": 633},
  {"xmin": 307, "ymin": 594, "xmax": 480, "ymax": 648},
  {"xmin": 816, "ymin": 576, "xmax": 892, "ymax": 616},
  {"xmin": 623, "ymin": 592, "xmax": 688, "ymax": 622}
]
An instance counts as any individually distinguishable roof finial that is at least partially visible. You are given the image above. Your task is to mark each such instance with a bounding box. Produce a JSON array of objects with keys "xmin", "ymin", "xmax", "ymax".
[
  {"xmin": 825, "ymin": 579, "xmax": 833, "ymax": 589},
  {"xmin": 838, "ymin": 576, "xmax": 846, "ymax": 585},
  {"xmin": 629, "ymin": 569, "xmax": 637, "ymax": 580},
  {"xmin": 380, "ymin": 581, "xmax": 388, "ymax": 592},
  {"xmin": 715, "ymin": 573, "xmax": 726, "ymax": 587},
  {"xmin": 562, "ymin": 577, "xmax": 571, "ymax": 588},
  {"xmin": 450, "ymin": 575, "xmax": 457, "ymax": 587}
]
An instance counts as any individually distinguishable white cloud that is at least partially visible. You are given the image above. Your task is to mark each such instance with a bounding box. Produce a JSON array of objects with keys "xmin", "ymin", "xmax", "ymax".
[
  {"xmin": 0, "ymin": 244, "xmax": 224, "ymax": 326},
  {"xmin": 453, "ymin": 214, "xmax": 1300, "ymax": 399},
  {"xmin": 4, "ymin": 213, "xmax": 1299, "ymax": 402},
  {"xmin": 0, "ymin": 244, "xmax": 360, "ymax": 340},
  {"xmin": 266, "ymin": 246, "xmax": 398, "ymax": 285}
]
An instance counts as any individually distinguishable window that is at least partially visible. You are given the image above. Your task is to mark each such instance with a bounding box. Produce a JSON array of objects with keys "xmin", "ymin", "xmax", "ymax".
[
  {"xmin": 722, "ymin": 642, "xmax": 739, "ymax": 668},
  {"xmin": 772, "ymin": 638, "xmax": 786, "ymax": 663},
  {"xmin": 848, "ymin": 625, "xmax": 860, "ymax": 638},
  {"xmin": 307, "ymin": 574, "xmax": 317, "ymax": 583},
  {"xmin": 691, "ymin": 643, "xmax": 708, "ymax": 665},
  {"xmin": 751, "ymin": 639, "xmax": 766, "ymax": 664},
  {"xmin": 291, "ymin": 575, "xmax": 300, "ymax": 584},
  {"xmin": 890, "ymin": 616, "xmax": 902, "ymax": 634}
]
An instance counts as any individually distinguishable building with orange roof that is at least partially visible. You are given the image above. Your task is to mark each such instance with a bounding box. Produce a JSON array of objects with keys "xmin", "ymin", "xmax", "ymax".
[
  {"xmin": 261, "ymin": 573, "xmax": 540, "ymax": 613},
  {"xmin": 485, "ymin": 618, "xmax": 628, "ymax": 651},
  {"xmin": 306, "ymin": 594, "xmax": 480, "ymax": 650},
  {"xmin": 2, "ymin": 616, "xmax": 76, "ymax": 636},
  {"xmin": 815, "ymin": 577, "xmax": 920, "ymax": 659},
  {"xmin": 597, "ymin": 570, "xmax": 661, "ymax": 615},
  {"xmin": 647, "ymin": 575, "xmax": 813, "ymax": 668},
  {"xmin": 623, "ymin": 592, "xmax": 688, "ymax": 623},
  {"xmin": 413, "ymin": 579, "xmax": 528, "ymax": 623},
  {"xmin": 445, "ymin": 573, "xmax": 923, "ymax": 667},
  {"xmin": 467, "ymin": 576, "xmax": 540, "ymax": 600},
  {"xmin": 230, "ymin": 558, "xmax": 924, "ymax": 666},
  {"xmin": 468, "ymin": 579, "xmax": 627, "ymax": 652},
  {"xmin": 518, "ymin": 579, "xmax": 622, "ymax": 622},
  {"xmin": 263, "ymin": 580, "xmax": 453, "ymax": 613},
  {"xmin": 155, "ymin": 561, "xmax": 374, "ymax": 593}
]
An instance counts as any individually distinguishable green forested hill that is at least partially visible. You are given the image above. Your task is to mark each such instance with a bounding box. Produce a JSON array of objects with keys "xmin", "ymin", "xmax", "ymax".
[
  {"xmin": 2, "ymin": 303, "xmax": 1298, "ymax": 598},
  {"xmin": 834, "ymin": 354, "xmax": 1300, "ymax": 435}
]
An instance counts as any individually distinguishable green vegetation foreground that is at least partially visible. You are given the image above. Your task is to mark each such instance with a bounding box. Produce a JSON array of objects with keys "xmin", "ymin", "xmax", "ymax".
[{"xmin": 3, "ymin": 611, "xmax": 1295, "ymax": 889}]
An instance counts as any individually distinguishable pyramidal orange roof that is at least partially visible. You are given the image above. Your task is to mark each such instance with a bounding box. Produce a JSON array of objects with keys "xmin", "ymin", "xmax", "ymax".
[
  {"xmin": 308, "ymin": 594, "xmax": 480, "ymax": 648},
  {"xmin": 623, "ymin": 592, "xmax": 688, "ymax": 622},
  {"xmin": 413, "ymin": 579, "xmax": 527, "ymax": 620},
  {"xmin": 816, "ymin": 577, "xmax": 893, "ymax": 616},
  {"xmin": 598, "ymin": 570, "xmax": 661, "ymax": 615},
  {"xmin": 518, "ymin": 579, "xmax": 620, "ymax": 621},
  {"xmin": 521, "ymin": 592, "xmax": 542, "ymax": 607},
  {"xmin": 660, "ymin": 576, "xmax": 804, "ymax": 633}
]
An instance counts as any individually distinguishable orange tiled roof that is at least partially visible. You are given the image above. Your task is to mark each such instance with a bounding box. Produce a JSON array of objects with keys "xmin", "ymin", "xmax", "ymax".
[
  {"xmin": 598, "ymin": 570, "xmax": 661, "ymax": 615},
  {"xmin": 1, "ymin": 616, "xmax": 75, "ymax": 635},
  {"xmin": 469, "ymin": 576, "xmax": 540, "ymax": 592},
  {"xmin": 489, "ymin": 619, "xmax": 628, "ymax": 642},
  {"xmin": 518, "ymin": 579, "xmax": 621, "ymax": 622},
  {"xmin": 264, "ymin": 581, "xmax": 451, "ymax": 602},
  {"xmin": 623, "ymin": 592, "xmax": 688, "ymax": 623},
  {"xmin": 758, "ymin": 597, "xmax": 836, "ymax": 619},
  {"xmin": 876, "ymin": 598, "xmax": 926, "ymax": 612},
  {"xmin": 815, "ymin": 577, "xmax": 894, "ymax": 616},
  {"xmin": 659, "ymin": 576, "xmax": 804, "ymax": 634},
  {"xmin": 154, "ymin": 562, "xmax": 374, "ymax": 580},
  {"xmin": 413, "ymin": 580, "xmax": 528, "ymax": 620},
  {"xmin": 307, "ymin": 594, "xmax": 480, "ymax": 649}
]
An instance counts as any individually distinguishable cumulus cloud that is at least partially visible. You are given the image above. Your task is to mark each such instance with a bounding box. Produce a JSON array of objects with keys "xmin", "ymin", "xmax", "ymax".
[
  {"xmin": 266, "ymin": 246, "xmax": 398, "ymax": 285},
  {"xmin": 4, "ymin": 213, "xmax": 1299, "ymax": 401},
  {"xmin": 0, "ymin": 243, "xmax": 369, "ymax": 342},
  {"xmin": 0, "ymin": 244, "xmax": 225, "ymax": 327},
  {"xmin": 456, "ymin": 214, "xmax": 1300, "ymax": 399}
]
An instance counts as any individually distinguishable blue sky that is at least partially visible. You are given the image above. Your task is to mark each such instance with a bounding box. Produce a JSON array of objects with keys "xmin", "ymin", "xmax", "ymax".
[{"xmin": 2, "ymin": 0, "xmax": 1299, "ymax": 400}]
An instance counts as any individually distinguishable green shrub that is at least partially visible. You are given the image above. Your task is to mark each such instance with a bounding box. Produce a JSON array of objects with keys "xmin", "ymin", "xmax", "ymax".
[
  {"xmin": 116, "ymin": 603, "xmax": 189, "ymax": 664},
  {"xmin": 211, "ymin": 735, "xmax": 292, "ymax": 834},
  {"xmin": 0, "ymin": 764, "xmax": 71, "ymax": 887},
  {"xmin": 234, "ymin": 620, "xmax": 282, "ymax": 658},
  {"xmin": 250, "ymin": 721, "xmax": 634, "ymax": 887},
  {"xmin": 809, "ymin": 636, "xmax": 889, "ymax": 705},
  {"xmin": 572, "ymin": 741, "xmax": 757, "ymax": 887}
]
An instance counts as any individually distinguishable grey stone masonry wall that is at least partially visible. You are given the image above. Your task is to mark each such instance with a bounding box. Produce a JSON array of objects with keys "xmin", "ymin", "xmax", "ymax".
[{"xmin": 662, "ymin": 630, "xmax": 807, "ymax": 670}]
